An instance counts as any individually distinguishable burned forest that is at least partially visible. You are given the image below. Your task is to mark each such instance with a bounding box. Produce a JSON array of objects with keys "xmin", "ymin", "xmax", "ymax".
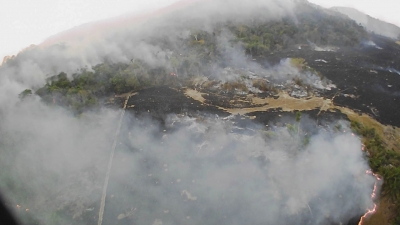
[{"xmin": 0, "ymin": 0, "xmax": 400, "ymax": 225}]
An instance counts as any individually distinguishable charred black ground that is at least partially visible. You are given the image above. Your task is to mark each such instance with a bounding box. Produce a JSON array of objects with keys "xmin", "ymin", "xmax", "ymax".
[
  {"xmin": 262, "ymin": 34, "xmax": 400, "ymax": 127},
  {"xmin": 2, "ymin": 1, "xmax": 400, "ymax": 224}
]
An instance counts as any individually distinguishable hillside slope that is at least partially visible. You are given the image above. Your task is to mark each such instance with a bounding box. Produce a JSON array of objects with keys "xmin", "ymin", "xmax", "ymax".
[
  {"xmin": 1, "ymin": 1, "xmax": 400, "ymax": 225},
  {"xmin": 332, "ymin": 6, "xmax": 400, "ymax": 39}
]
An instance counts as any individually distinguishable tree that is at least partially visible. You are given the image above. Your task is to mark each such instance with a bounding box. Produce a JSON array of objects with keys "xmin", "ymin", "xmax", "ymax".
[
  {"xmin": 295, "ymin": 111, "xmax": 302, "ymax": 123},
  {"xmin": 19, "ymin": 89, "xmax": 32, "ymax": 99}
]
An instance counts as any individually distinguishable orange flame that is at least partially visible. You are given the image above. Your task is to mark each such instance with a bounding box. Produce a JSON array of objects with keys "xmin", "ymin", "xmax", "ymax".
[
  {"xmin": 358, "ymin": 170, "xmax": 381, "ymax": 225},
  {"xmin": 358, "ymin": 204, "xmax": 377, "ymax": 225}
]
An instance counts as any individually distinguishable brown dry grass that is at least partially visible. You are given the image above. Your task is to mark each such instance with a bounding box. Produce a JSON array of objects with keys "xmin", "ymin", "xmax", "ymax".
[
  {"xmin": 114, "ymin": 92, "xmax": 137, "ymax": 98},
  {"xmin": 221, "ymin": 81, "xmax": 248, "ymax": 92},
  {"xmin": 226, "ymin": 93, "xmax": 332, "ymax": 114},
  {"xmin": 290, "ymin": 58, "xmax": 306, "ymax": 70},
  {"xmin": 363, "ymin": 196, "xmax": 396, "ymax": 225},
  {"xmin": 339, "ymin": 107, "xmax": 400, "ymax": 154},
  {"xmin": 252, "ymin": 79, "xmax": 269, "ymax": 91},
  {"xmin": 185, "ymin": 88, "xmax": 332, "ymax": 114},
  {"xmin": 184, "ymin": 89, "xmax": 207, "ymax": 103}
]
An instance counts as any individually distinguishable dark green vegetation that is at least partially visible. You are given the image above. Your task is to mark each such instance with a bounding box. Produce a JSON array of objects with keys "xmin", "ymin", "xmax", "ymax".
[
  {"xmin": 229, "ymin": 5, "xmax": 367, "ymax": 56},
  {"xmin": 351, "ymin": 121, "xmax": 400, "ymax": 223},
  {"xmin": 18, "ymin": 89, "xmax": 32, "ymax": 99},
  {"xmin": 34, "ymin": 62, "xmax": 181, "ymax": 113}
]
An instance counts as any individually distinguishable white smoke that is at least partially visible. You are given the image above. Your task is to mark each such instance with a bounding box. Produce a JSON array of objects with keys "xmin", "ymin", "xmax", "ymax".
[
  {"xmin": 0, "ymin": 1, "xmax": 379, "ymax": 224},
  {"xmin": 0, "ymin": 0, "xmax": 298, "ymax": 87},
  {"xmin": 0, "ymin": 88, "xmax": 377, "ymax": 224}
]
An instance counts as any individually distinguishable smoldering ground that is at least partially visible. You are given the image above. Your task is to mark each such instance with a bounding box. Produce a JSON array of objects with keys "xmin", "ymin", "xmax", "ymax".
[
  {"xmin": 0, "ymin": 92, "xmax": 120, "ymax": 224},
  {"xmin": 0, "ymin": 86, "xmax": 379, "ymax": 225},
  {"xmin": 103, "ymin": 113, "xmax": 378, "ymax": 225},
  {"xmin": 0, "ymin": 0, "xmax": 383, "ymax": 224}
]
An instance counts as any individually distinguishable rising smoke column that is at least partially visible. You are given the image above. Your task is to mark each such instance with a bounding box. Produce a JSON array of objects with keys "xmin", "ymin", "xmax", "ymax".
[
  {"xmin": 0, "ymin": 1, "xmax": 382, "ymax": 224},
  {"xmin": 0, "ymin": 78, "xmax": 380, "ymax": 225},
  {"xmin": 99, "ymin": 114, "xmax": 379, "ymax": 225},
  {"xmin": 0, "ymin": 0, "xmax": 299, "ymax": 88}
]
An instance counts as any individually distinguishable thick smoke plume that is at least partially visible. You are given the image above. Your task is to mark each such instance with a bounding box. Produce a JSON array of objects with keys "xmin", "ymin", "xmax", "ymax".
[
  {"xmin": 0, "ymin": 0, "xmax": 380, "ymax": 224},
  {"xmin": 0, "ymin": 0, "xmax": 298, "ymax": 88},
  {"xmin": 109, "ymin": 114, "xmax": 376, "ymax": 225},
  {"xmin": 0, "ymin": 92, "xmax": 377, "ymax": 224}
]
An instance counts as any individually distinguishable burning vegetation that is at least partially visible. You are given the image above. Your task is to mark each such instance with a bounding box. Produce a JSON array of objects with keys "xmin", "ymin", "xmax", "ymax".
[{"xmin": 1, "ymin": 0, "xmax": 400, "ymax": 225}]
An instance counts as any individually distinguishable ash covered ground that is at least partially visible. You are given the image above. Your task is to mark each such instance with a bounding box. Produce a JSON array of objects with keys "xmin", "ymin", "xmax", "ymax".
[
  {"xmin": 1, "ymin": 1, "xmax": 400, "ymax": 225},
  {"xmin": 4, "ymin": 35, "xmax": 398, "ymax": 225},
  {"xmin": 265, "ymin": 34, "xmax": 400, "ymax": 127},
  {"xmin": 100, "ymin": 106, "xmax": 374, "ymax": 225},
  {"xmin": 92, "ymin": 34, "xmax": 399, "ymax": 225}
]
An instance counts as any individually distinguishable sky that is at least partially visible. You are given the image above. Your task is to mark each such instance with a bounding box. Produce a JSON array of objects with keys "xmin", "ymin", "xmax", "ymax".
[
  {"xmin": 0, "ymin": 0, "xmax": 178, "ymax": 61},
  {"xmin": 308, "ymin": 0, "xmax": 400, "ymax": 26},
  {"xmin": 0, "ymin": 0, "xmax": 399, "ymax": 61}
]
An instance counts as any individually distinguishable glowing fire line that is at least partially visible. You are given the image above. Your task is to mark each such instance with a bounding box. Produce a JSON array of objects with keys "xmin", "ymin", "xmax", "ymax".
[{"xmin": 358, "ymin": 170, "xmax": 381, "ymax": 225}]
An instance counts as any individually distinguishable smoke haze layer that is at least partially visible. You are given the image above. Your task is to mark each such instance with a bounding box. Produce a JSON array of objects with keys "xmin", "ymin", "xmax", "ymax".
[
  {"xmin": 0, "ymin": 1, "xmax": 383, "ymax": 224},
  {"xmin": 101, "ymin": 113, "xmax": 376, "ymax": 225},
  {"xmin": 0, "ymin": 0, "xmax": 310, "ymax": 88},
  {"xmin": 0, "ymin": 88, "xmax": 377, "ymax": 224}
]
